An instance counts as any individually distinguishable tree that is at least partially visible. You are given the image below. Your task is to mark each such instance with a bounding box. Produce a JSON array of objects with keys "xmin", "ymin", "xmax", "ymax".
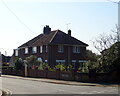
[
  {"xmin": 92, "ymin": 25, "xmax": 119, "ymax": 53},
  {"xmin": 98, "ymin": 42, "xmax": 120, "ymax": 73},
  {"xmin": 14, "ymin": 58, "xmax": 24, "ymax": 70},
  {"xmin": 86, "ymin": 50, "xmax": 99, "ymax": 62}
]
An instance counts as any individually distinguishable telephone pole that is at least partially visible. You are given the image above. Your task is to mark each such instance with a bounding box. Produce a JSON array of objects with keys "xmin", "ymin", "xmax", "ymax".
[
  {"xmin": 118, "ymin": 1, "xmax": 120, "ymax": 41},
  {"xmin": 107, "ymin": 0, "xmax": 120, "ymax": 42}
]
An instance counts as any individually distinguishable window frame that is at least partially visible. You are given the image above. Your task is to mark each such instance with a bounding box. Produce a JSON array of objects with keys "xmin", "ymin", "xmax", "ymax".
[
  {"xmin": 25, "ymin": 47, "xmax": 29, "ymax": 54},
  {"xmin": 40, "ymin": 46, "xmax": 43, "ymax": 53},
  {"xmin": 45, "ymin": 45, "xmax": 48, "ymax": 53},
  {"xmin": 58, "ymin": 45, "xmax": 64, "ymax": 53},
  {"xmin": 73, "ymin": 46, "xmax": 80, "ymax": 53},
  {"xmin": 15, "ymin": 49, "xmax": 18, "ymax": 56},
  {"xmin": 32, "ymin": 47, "xmax": 37, "ymax": 54}
]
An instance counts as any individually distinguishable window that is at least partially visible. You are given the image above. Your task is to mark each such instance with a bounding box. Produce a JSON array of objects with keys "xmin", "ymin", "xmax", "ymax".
[
  {"xmin": 72, "ymin": 60, "xmax": 76, "ymax": 69},
  {"xmin": 25, "ymin": 48, "xmax": 28, "ymax": 54},
  {"xmin": 32, "ymin": 47, "xmax": 37, "ymax": 53},
  {"xmin": 73, "ymin": 46, "xmax": 80, "ymax": 53},
  {"xmin": 40, "ymin": 46, "xmax": 43, "ymax": 53},
  {"xmin": 58, "ymin": 45, "xmax": 64, "ymax": 53},
  {"xmin": 78, "ymin": 60, "xmax": 86, "ymax": 70},
  {"xmin": 15, "ymin": 49, "xmax": 18, "ymax": 56},
  {"xmin": 56, "ymin": 60, "xmax": 65, "ymax": 65},
  {"xmin": 45, "ymin": 45, "xmax": 48, "ymax": 53}
]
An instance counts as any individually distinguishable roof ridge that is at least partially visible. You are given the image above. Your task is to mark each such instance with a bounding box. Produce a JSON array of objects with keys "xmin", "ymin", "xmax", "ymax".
[{"xmin": 49, "ymin": 30, "xmax": 58, "ymax": 43}]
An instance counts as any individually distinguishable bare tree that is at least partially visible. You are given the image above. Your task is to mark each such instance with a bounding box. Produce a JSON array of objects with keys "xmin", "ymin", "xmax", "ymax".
[{"xmin": 92, "ymin": 25, "xmax": 119, "ymax": 53}]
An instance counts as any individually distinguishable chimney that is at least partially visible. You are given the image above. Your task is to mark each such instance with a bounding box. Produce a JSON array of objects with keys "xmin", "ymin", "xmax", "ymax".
[
  {"xmin": 68, "ymin": 29, "xmax": 71, "ymax": 36},
  {"xmin": 43, "ymin": 25, "xmax": 51, "ymax": 34}
]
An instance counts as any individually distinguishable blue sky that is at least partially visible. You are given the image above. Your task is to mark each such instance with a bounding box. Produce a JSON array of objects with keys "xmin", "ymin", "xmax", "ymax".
[{"xmin": 0, "ymin": 0, "xmax": 118, "ymax": 56}]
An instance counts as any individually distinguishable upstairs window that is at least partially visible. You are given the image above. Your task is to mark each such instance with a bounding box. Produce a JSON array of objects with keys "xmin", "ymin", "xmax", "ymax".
[
  {"xmin": 58, "ymin": 45, "xmax": 64, "ymax": 53},
  {"xmin": 32, "ymin": 47, "xmax": 37, "ymax": 53},
  {"xmin": 25, "ymin": 48, "xmax": 28, "ymax": 54},
  {"xmin": 15, "ymin": 49, "xmax": 18, "ymax": 56},
  {"xmin": 45, "ymin": 45, "xmax": 48, "ymax": 53},
  {"xmin": 40, "ymin": 46, "xmax": 43, "ymax": 53},
  {"xmin": 73, "ymin": 46, "xmax": 80, "ymax": 53}
]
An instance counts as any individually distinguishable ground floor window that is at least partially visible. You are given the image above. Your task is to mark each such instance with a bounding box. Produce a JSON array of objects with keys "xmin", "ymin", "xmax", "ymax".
[
  {"xmin": 78, "ymin": 60, "xmax": 86, "ymax": 72},
  {"xmin": 72, "ymin": 60, "xmax": 76, "ymax": 68},
  {"xmin": 56, "ymin": 60, "xmax": 65, "ymax": 65}
]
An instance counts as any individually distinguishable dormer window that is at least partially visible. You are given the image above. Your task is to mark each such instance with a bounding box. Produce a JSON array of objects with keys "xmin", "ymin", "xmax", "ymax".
[
  {"xmin": 32, "ymin": 47, "xmax": 37, "ymax": 53},
  {"xmin": 73, "ymin": 46, "xmax": 80, "ymax": 53},
  {"xmin": 25, "ymin": 47, "xmax": 28, "ymax": 54},
  {"xmin": 58, "ymin": 45, "xmax": 64, "ymax": 53}
]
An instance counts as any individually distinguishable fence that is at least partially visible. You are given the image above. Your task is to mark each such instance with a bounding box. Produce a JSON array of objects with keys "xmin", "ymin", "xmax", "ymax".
[{"xmin": 2, "ymin": 68, "xmax": 119, "ymax": 83}]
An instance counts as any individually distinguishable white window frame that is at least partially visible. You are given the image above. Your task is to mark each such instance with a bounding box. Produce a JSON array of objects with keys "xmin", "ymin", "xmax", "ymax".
[
  {"xmin": 25, "ymin": 47, "xmax": 28, "ymax": 54},
  {"xmin": 58, "ymin": 45, "xmax": 64, "ymax": 53},
  {"xmin": 40, "ymin": 46, "xmax": 43, "ymax": 53},
  {"xmin": 73, "ymin": 46, "xmax": 80, "ymax": 53},
  {"xmin": 15, "ymin": 49, "xmax": 18, "ymax": 56},
  {"xmin": 32, "ymin": 47, "xmax": 37, "ymax": 54}
]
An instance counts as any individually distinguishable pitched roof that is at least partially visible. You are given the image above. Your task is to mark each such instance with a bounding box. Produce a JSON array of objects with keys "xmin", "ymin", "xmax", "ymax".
[
  {"xmin": 51, "ymin": 30, "xmax": 88, "ymax": 46},
  {"xmin": 19, "ymin": 30, "xmax": 88, "ymax": 48}
]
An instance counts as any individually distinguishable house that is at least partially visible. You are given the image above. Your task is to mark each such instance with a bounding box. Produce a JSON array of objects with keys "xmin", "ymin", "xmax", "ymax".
[
  {"xmin": 2, "ymin": 54, "xmax": 11, "ymax": 66},
  {"xmin": 13, "ymin": 25, "xmax": 88, "ymax": 69}
]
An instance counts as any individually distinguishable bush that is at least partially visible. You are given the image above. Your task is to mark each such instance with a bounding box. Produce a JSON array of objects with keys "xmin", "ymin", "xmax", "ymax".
[
  {"xmin": 54, "ymin": 64, "xmax": 66, "ymax": 71},
  {"xmin": 14, "ymin": 58, "xmax": 24, "ymax": 70},
  {"xmin": 82, "ymin": 61, "xmax": 98, "ymax": 73},
  {"xmin": 38, "ymin": 62, "xmax": 50, "ymax": 70},
  {"xmin": 67, "ymin": 64, "xmax": 73, "ymax": 71}
]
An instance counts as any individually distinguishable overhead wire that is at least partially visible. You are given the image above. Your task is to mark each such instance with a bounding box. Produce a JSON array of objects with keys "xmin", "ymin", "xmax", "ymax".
[{"xmin": 1, "ymin": 0, "xmax": 37, "ymax": 35}]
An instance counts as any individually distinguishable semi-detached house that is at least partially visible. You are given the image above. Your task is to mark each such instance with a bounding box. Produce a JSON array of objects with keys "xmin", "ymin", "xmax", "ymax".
[{"xmin": 14, "ymin": 25, "xmax": 88, "ymax": 68}]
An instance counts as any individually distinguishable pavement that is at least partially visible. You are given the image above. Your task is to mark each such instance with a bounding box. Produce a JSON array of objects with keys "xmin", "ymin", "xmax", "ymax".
[{"xmin": 1, "ymin": 75, "xmax": 119, "ymax": 87}]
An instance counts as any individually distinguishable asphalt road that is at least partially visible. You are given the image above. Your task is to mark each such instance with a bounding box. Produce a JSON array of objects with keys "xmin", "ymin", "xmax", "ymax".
[{"xmin": 1, "ymin": 77, "xmax": 119, "ymax": 94}]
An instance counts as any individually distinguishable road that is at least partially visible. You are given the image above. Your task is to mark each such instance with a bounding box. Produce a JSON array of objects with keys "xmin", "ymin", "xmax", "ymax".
[{"xmin": 1, "ymin": 77, "xmax": 119, "ymax": 94}]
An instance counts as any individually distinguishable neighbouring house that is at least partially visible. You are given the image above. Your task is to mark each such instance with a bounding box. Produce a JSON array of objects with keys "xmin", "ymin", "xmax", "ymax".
[
  {"xmin": 13, "ymin": 25, "xmax": 88, "ymax": 69},
  {"xmin": 2, "ymin": 54, "xmax": 11, "ymax": 66}
]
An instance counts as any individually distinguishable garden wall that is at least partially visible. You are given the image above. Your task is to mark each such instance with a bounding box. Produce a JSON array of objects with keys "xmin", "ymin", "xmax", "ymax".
[{"xmin": 2, "ymin": 69, "xmax": 119, "ymax": 83}]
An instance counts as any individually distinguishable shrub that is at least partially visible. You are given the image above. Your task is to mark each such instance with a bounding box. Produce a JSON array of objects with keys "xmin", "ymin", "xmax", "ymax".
[
  {"xmin": 14, "ymin": 58, "xmax": 24, "ymax": 70},
  {"xmin": 54, "ymin": 64, "xmax": 66, "ymax": 71},
  {"xmin": 38, "ymin": 62, "xmax": 50, "ymax": 70}
]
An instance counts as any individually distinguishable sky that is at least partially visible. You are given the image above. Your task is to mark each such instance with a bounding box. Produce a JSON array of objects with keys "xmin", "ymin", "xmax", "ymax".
[{"xmin": 0, "ymin": 0, "xmax": 119, "ymax": 56}]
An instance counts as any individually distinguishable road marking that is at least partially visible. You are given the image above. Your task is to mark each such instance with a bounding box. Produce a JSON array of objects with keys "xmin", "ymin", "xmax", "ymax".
[{"xmin": 2, "ymin": 88, "xmax": 12, "ymax": 96}]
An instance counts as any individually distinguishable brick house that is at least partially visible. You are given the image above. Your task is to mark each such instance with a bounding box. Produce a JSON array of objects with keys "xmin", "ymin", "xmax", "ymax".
[{"xmin": 13, "ymin": 25, "xmax": 88, "ymax": 68}]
